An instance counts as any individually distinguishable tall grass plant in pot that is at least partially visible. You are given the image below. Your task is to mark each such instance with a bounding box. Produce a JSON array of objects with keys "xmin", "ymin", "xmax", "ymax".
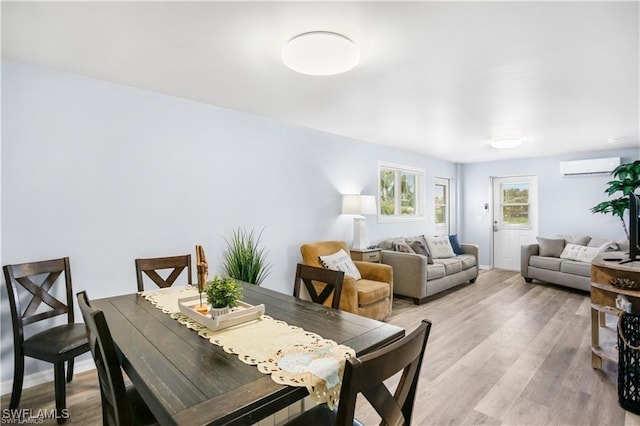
[{"xmin": 222, "ymin": 228, "xmax": 272, "ymax": 286}]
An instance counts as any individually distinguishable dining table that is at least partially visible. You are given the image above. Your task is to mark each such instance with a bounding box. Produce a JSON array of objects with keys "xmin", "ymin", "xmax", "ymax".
[{"xmin": 92, "ymin": 281, "xmax": 405, "ymax": 425}]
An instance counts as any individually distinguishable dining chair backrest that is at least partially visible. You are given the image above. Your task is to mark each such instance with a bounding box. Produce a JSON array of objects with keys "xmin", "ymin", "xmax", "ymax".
[
  {"xmin": 337, "ymin": 319, "xmax": 432, "ymax": 425},
  {"xmin": 77, "ymin": 291, "xmax": 134, "ymax": 426},
  {"xmin": 135, "ymin": 254, "xmax": 192, "ymax": 292},
  {"xmin": 4, "ymin": 257, "xmax": 75, "ymax": 346},
  {"xmin": 293, "ymin": 263, "xmax": 345, "ymax": 309}
]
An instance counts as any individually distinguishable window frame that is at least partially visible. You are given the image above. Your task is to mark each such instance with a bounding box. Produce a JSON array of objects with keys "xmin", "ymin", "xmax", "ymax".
[
  {"xmin": 499, "ymin": 181, "xmax": 531, "ymax": 229},
  {"xmin": 377, "ymin": 161, "xmax": 425, "ymax": 223},
  {"xmin": 434, "ymin": 177, "xmax": 450, "ymax": 235}
]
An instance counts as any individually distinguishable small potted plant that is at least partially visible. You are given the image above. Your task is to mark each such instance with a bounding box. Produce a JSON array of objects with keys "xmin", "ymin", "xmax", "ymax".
[{"xmin": 205, "ymin": 274, "xmax": 243, "ymax": 318}]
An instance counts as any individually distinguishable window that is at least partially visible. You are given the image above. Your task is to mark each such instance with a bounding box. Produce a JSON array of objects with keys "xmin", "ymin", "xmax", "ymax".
[
  {"xmin": 434, "ymin": 178, "xmax": 450, "ymax": 235},
  {"xmin": 378, "ymin": 162, "xmax": 424, "ymax": 222},
  {"xmin": 500, "ymin": 182, "xmax": 530, "ymax": 227}
]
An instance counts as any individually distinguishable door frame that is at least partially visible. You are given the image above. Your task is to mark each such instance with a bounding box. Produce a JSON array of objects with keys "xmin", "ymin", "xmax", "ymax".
[{"xmin": 490, "ymin": 175, "xmax": 539, "ymax": 270}]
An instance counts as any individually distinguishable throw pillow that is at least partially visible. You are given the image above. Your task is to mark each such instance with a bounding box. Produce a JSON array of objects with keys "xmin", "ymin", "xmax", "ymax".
[
  {"xmin": 377, "ymin": 239, "xmax": 395, "ymax": 250},
  {"xmin": 537, "ymin": 237, "xmax": 565, "ymax": 257},
  {"xmin": 408, "ymin": 240, "xmax": 434, "ymax": 264},
  {"xmin": 426, "ymin": 236, "xmax": 456, "ymax": 259},
  {"xmin": 318, "ymin": 249, "xmax": 362, "ymax": 280},
  {"xmin": 560, "ymin": 243, "xmax": 601, "ymax": 263},
  {"xmin": 448, "ymin": 234, "xmax": 465, "ymax": 255},
  {"xmin": 393, "ymin": 241, "xmax": 414, "ymax": 253},
  {"xmin": 556, "ymin": 234, "xmax": 591, "ymax": 246},
  {"xmin": 588, "ymin": 237, "xmax": 617, "ymax": 251}
]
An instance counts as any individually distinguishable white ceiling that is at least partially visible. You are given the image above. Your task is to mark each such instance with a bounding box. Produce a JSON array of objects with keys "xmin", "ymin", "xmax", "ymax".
[{"xmin": 2, "ymin": 1, "xmax": 639, "ymax": 163}]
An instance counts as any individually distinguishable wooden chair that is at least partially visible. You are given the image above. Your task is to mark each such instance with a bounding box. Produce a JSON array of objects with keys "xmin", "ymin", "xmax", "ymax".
[
  {"xmin": 3, "ymin": 257, "xmax": 90, "ymax": 424},
  {"xmin": 134, "ymin": 254, "xmax": 192, "ymax": 292},
  {"xmin": 293, "ymin": 263, "xmax": 345, "ymax": 309},
  {"xmin": 76, "ymin": 291, "xmax": 158, "ymax": 426},
  {"xmin": 287, "ymin": 319, "xmax": 432, "ymax": 426}
]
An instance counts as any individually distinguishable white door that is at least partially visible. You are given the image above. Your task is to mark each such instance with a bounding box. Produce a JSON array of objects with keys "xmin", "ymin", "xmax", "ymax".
[{"xmin": 492, "ymin": 176, "xmax": 538, "ymax": 270}]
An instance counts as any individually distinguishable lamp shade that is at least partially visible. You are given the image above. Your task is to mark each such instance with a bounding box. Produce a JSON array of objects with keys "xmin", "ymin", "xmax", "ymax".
[{"xmin": 342, "ymin": 195, "xmax": 377, "ymax": 215}]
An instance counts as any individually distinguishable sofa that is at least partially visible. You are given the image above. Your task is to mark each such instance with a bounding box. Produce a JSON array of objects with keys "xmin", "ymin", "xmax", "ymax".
[
  {"xmin": 300, "ymin": 240, "xmax": 393, "ymax": 321},
  {"xmin": 520, "ymin": 235, "xmax": 620, "ymax": 292},
  {"xmin": 376, "ymin": 235, "xmax": 479, "ymax": 305}
]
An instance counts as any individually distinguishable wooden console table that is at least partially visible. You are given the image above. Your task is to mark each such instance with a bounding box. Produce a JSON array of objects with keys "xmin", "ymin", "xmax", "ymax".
[{"xmin": 591, "ymin": 254, "xmax": 640, "ymax": 369}]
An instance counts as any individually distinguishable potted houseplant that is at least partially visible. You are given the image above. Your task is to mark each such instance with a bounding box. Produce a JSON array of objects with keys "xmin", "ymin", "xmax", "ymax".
[
  {"xmin": 591, "ymin": 160, "xmax": 640, "ymax": 239},
  {"xmin": 205, "ymin": 274, "xmax": 243, "ymax": 318},
  {"xmin": 222, "ymin": 227, "xmax": 272, "ymax": 286}
]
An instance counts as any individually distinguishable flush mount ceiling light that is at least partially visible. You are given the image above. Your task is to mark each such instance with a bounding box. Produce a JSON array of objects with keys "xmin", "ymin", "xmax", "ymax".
[
  {"xmin": 282, "ymin": 31, "xmax": 360, "ymax": 76},
  {"xmin": 490, "ymin": 137, "xmax": 523, "ymax": 149}
]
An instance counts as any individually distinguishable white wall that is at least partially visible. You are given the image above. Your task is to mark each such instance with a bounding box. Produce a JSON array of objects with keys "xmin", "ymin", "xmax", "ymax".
[
  {"xmin": 461, "ymin": 148, "xmax": 640, "ymax": 266},
  {"xmin": 0, "ymin": 59, "xmax": 457, "ymax": 384}
]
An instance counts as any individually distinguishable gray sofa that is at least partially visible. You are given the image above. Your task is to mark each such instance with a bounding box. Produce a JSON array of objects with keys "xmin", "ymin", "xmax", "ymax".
[
  {"xmin": 520, "ymin": 235, "xmax": 619, "ymax": 292},
  {"xmin": 377, "ymin": 236, "xmax": 479, "ymax": 304}
]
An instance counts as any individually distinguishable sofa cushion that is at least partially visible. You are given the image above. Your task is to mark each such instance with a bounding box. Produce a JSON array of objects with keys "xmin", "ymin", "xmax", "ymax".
[
  {"xmin": 433, "ymin": 258, "xmax": 462, "ymax": 275},
  {"xmin": 426, "ymin": 236, "xmax": 456, "ymax": 259},
  {"xmin": 530, "ymin": 255, "xmax": 562, "ymax": 271},
  {"xmin": 560, "ymin": 260, "xmax": 592, "ymax": 277},
  {"xmin": 457, "ymin": 254, "xmax": 477, "ymax": 270},
  {"xmin": 357, "ymin": 279, "xmax": 390, "ymax": 306},
  {"xmin": 588, "ymin": 237, "xmax": 617, "ymax": 251},
  {"xmin": 557, "ymin": 234, "xmax": 591, "ymax": 246},
  {"xmin": 537, "ymin": 237, "xmax": 565, "ymax": 257},
  {"xmin": 426, "ymin": 264, "xmax": 446, "ymax": 280},
  {"xmin": 318, "ymin": 249, "xmax": 362, "ymax": 280}
]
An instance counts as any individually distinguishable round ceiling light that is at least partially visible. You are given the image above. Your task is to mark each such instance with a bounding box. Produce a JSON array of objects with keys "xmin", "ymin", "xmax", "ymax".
[
  {"xmin": 490, "ymin": 137, "xmax": 523, "ymax": 149},
  {"xmin": 282, "ymin": 31, "xmax": 360, "ymax": 76}
]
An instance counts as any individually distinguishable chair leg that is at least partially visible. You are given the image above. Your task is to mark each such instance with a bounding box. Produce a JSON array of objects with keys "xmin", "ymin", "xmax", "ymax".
[
  {"xmin": 66, "ymin": 359, "xmax": 74, "ymax": 383},
  {"xmin": 53, "ymin": 361, "xmax": 68, "ymax": 424},
  {"xmin": 9, "ymin": 352, "xmax": 25, "ymax": 409}
]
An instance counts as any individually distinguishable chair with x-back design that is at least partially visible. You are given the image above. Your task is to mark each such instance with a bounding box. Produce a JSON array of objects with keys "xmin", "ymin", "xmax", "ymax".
[
  {"xmin": 135, "ymin": 254, "xmax": 192, "ymax": 292},
  {"xmin": 286, "ymin": 319, "xmax": 432, "ymax": 426},
  {"xmin": 3, "ymin": 257, "xmax": 90, "ymax": 424},
  {"xmin": 293, "ymin": 263, "xmax": 345, "ymax": 309}
]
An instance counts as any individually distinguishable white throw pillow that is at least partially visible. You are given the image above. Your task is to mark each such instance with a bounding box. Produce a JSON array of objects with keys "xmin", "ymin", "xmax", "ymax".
[
  {"xmin": 426, "ymin": 236, "xmax": 456, "ymax": 259},
  {"xmin": 318, "ymin": 249, "xmax": 362, "ymax": 280},
  {"xmin": 560, "ymin": 243, "xmax": 601, "ymax": 263}
]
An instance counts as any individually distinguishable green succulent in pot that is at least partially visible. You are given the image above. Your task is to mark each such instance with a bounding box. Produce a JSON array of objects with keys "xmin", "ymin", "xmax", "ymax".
[{"xmin": 205, "ymin": 274, "xmax": 243, "ymax": 309}]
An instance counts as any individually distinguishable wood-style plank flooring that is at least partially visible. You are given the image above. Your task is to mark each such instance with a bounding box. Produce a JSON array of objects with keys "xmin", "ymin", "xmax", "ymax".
[{"xmin": 3, "ymin": 269, "xmax": 640, "ymax": 425}]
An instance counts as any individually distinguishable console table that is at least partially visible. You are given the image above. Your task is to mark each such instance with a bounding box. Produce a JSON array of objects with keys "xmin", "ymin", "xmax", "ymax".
[{"xmin": 590, "ymin": 254, "xmax": 640, "ymax": 369}]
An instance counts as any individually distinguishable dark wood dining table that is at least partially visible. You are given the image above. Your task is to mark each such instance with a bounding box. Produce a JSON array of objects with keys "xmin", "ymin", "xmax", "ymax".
[{"xmin": 92, "ymin": 282, "xmax": 405, "ymax": 425}]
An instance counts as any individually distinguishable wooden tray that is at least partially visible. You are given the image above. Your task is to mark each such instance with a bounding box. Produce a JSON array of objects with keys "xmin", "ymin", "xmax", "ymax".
[{"xmin": 178, "ymin": 295, "xmax": 265, "ymax": 332}]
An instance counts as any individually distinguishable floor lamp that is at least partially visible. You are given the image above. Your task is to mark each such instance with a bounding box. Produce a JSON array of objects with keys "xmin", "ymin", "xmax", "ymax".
[{"xmin": 342, "ymin": 195, "xmax": 377, "ymax": 250}]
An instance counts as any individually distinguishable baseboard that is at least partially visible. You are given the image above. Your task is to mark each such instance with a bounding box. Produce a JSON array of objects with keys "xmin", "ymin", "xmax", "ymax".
[
  {"xmin": 1, "ymin": 359, "xmax": 96, "ymax": 397},
  {"xmin": 479, "ymin": 264, "xmax": 492, "ymax": 270}
]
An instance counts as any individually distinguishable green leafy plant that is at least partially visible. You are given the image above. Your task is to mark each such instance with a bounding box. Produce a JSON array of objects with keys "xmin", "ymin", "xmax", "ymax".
[
  {"xmin": 205, "ymin": 274, "xmax": 243, "ymax": 309},
  {"xmin": 591, "ymin": 160, "xmax": 640, "ymax": 239},
  {"xmin": 222, "ymin": 227, "xmax": 272, "ymax": 286}
]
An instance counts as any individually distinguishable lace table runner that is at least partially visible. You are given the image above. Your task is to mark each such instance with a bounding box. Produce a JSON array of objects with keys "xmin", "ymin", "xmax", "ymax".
[{"xmin": 140, "ymin": 286, "xmax": 355, "ymax": 408}]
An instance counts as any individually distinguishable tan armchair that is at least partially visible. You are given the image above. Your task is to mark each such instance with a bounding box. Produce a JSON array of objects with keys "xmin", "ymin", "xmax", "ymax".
[{"xmin": 300, "ymin": 241, "xmax": 393, "ymax": 321}]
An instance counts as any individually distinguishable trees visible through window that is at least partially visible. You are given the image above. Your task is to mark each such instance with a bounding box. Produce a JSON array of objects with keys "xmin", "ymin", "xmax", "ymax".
[
  {"xmin": 378, "ymin": 162, "xmax": 424, "ymax": 221},
  {"xmin": 501, "ymin": 182, "xmax": 530, "ymax": 225},
  {"xmin": 435, "ymin": 178, "xmax": 450, "ymax": 234}
]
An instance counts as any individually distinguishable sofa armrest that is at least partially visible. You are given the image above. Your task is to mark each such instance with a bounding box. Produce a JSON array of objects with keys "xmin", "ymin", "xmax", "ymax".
[
  {"xmin": 521, "ymin": 244, "xmax": 539, "ymax": 278},
  {"xmin": 380, "ymin": 251, "xmax": 429, "ymax": 297},
  {"xmin": 353, "ymin": 261, "xmax": 394, "ymax": 309},
  {"xmin": 354, "ymin": 261, "xmax": 393, "ymax": 285},
  {"xmin": 461, "ymin": 243, "xmax": 479, "ymax": 275}
]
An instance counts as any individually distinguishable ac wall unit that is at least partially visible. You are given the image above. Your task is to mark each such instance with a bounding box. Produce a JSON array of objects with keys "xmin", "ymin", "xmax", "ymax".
[{"xmin": 559, "ymin": 157, "xmax": 621, "ymax": 176}]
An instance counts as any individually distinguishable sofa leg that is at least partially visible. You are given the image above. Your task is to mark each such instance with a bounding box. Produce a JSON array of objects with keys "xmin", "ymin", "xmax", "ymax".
[
  {"xmin": 524, "ymin": 277, "xmax": 533, "ymax": 283},
  {"xmin": 469, "ymin": 278, "xmax": 476, "ymax": 284}
]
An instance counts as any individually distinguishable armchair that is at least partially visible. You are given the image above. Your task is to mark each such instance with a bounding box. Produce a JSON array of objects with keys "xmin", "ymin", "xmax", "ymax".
[{"xmin": 300, "ymin": 241, "xmax": 393, "ymax": 320}]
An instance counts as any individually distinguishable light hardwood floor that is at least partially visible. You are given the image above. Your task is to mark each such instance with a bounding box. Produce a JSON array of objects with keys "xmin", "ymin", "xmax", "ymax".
[{"xmin": 3, "ymin": 269, "xmax": 640, "ymax": 425}]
